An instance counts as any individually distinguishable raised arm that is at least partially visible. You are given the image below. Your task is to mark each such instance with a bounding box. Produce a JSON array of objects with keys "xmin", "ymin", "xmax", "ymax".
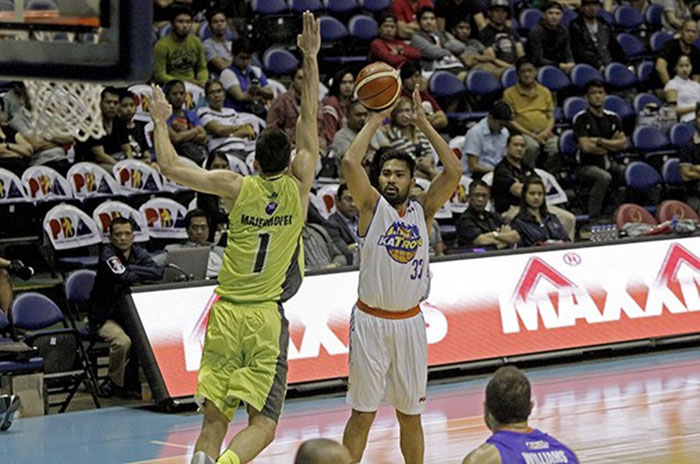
[
  {"xmin": 290, "ymin": 11, "xmax": 321, "ymax": 195},
  {"xmin": 410, "ymin": 87, "xmax": 461, "ymax": 221},
  {"xmin": 150, "ymin": 84, "xmax": 241, "ymax": 201}
]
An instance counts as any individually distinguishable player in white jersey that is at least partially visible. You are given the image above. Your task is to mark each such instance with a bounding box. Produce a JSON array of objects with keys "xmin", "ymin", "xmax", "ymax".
[{"xmin": 341, "ymin": 87, "xmax": 462, "ymax": 463}]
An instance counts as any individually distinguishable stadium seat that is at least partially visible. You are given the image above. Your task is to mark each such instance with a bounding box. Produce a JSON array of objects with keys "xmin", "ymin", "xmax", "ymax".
[
  {"xmin": 661, "ymin": 158, "xmax": 683, "ymax": 187},
  {"xmin": 604, "ymin": 62, "xmax": 637, "ymax": 90},
  {"xmin": 614, "ymin": 203, "xmax": 658, "ymax": 228},
  {"xmin": 656, "ymin": 200, "xmax": 700, "ymax": 222},
  {"xmin": 466, "ymin": 69, "xmax": 501, "ymax": 96},
  {"xmin": 158, "ymin": 23, "xmax": 172, "ymax": 38},
  {"xmin": 563, "ymin": 96, "xmax": 588, "ymax": 121},
  {"xmin": 614, "ymin": 5, "xmax": 644, "ymax": 30},
  {"xmin": 604, "ymin": 95, "xmax": 635, "ymax": 123},
  {"xmin": 26, "ymin": 0, "xmax": 58, "ymax": 10},
  {"xmin": 501, "ymin": 67, "xmax": 517, "ymax": 88},
  {"xmin": 262, "ymin": 47, "xmax": 300, "ymax": 76},
  {"xmin": 570, "ymin": 63, "xmax": 603, "ymax": 89},
  {"xmin": 429, "ymin": 71, "xmax": 465, "ymax": 98},
  {"xmin": 251, "ymin": 0, "xmax": 288, "ymax": 15},
  {"xmin": 644, "ymin": 3, "xmax": 664, "ymax": 30},
  {"xmin": 348, "ymin": 14, "xmax": 378, "ymax": 41},
  {"xmin": 625, "ymin": 161, "xmax": 663, "ymax": 192},
  {"xmin": 359, "ymin": 0, "xmax": 391, "ymax": 12},
  {"xmin": 519, "ymin": 8, "xmax": 542, "ymax": 33},
  {"xmin": 669, "ymin": 123, "xmax": 695, "ymax": 147},
  {"xmin": 617, "ymin": 33, "xmax": 648, "ymax": 61},
  {"xmin": 290, "ymin": 0, "xmax": 323, "ymax": 13},
  {"xmin": 0, "ymin": 0, "xmax": 14, "ymax": 11},
  {"xmin": 561, "ymin": 8, "xmax": 577, "ymax": 27},
  {"xmin": 597, "ymin": 7, "xmax": 614, "ymax": 24},
  {"xmin": 559, "ymin": 129, "xmax": 577, "ymax": 160},
  {"xmin": 538, "ymin": 65, "xmax": 572, "ymax": 93},
  {"xmin": 636, "ymin": 60, "xmax": 655, "ymax": 87},
  {"xmin": 319, "ymin": 15, "xmax": 349, "ymax": 41},
  {"xmin": 650, "ymin": 30, "xmax": 673, "ymax": 52},
  {"xmin": 632, "ymin": 125, "xmax": 673, "ymax": 159},
  {"xmin": 197, "ymin": 22, "xmax": 235, "ymax": 42},
  {"xmin": 633, "ymin": 92, "xmax": 663, "ymax": 114},
  {"xmin": 325, "ymin": 0, "xmax": 359, "ymax": 14}
]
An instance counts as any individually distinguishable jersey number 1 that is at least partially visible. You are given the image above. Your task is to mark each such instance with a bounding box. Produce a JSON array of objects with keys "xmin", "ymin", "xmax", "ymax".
[{"xmin": 253, "ymin": 233, "xmax": 270, "ymax": 273}]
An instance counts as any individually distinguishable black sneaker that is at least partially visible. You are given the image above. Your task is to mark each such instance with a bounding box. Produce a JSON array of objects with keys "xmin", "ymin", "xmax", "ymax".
[
  {"xmin": 0, "ymin": 395, "xmax": 21, "ymax": 431},
  {"xmin": 99, "ymin": 379, "xmax": 140, "ymax": 400},
  {"xmin": 8, "ymin": 260, "xmax": 34, "ymax": 281}
]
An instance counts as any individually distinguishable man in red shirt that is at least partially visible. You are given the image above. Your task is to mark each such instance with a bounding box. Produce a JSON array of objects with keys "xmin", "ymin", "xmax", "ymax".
[
  {"xmin": 370, "ymin": 12, "xmax": 422, "ymax": 68},
  {"xmin": 392, "ymin": 0, "xmax": 434, "ymax": 38},
  {"xmin": 400, "ymin": 62, "xmax": 448, "ymax": 130}
]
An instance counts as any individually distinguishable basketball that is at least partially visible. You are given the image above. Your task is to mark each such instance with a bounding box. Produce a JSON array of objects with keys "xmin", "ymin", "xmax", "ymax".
[{"xmin": 354, "ymin": 62, "xmax": 402, "ymax": 111}]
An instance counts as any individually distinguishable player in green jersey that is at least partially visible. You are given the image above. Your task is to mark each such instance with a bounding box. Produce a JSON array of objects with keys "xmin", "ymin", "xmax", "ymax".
[{"xmin": 150, "ymin": 12, "xmax": 321, "ymax": 464}]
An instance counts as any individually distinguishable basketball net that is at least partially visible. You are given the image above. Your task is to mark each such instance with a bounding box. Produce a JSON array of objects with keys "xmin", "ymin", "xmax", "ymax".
[{"xmin": 23, "ymin": 31, "xmax": 105, "ymax": 142}]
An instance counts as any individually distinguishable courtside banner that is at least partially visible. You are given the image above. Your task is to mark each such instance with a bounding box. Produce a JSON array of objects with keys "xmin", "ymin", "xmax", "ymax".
[{"xmin": 132, "ymin": 237, "xmax": 700, "ymax": 399}]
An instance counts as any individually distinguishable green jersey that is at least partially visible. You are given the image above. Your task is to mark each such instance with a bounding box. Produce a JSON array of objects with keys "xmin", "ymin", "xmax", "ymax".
[{"xmin": 216, "ymin": 174, "xmax": 304, "ymax": 303}]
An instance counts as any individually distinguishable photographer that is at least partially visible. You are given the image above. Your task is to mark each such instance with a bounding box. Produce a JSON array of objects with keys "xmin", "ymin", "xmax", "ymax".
[{"xmin": 0, "ymin": 257, "xmax": 33, "ymax": 315}]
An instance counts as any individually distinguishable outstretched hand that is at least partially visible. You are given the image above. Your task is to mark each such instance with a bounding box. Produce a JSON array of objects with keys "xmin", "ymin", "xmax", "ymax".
[
  {"xmin": 150, "ymin": 85, "xmax": 173, "ymax": 123},
  {"xmin": 297, "ymin": 11, "xmax": 321, "ymax": 58},
  {"xmin": 368, "ymin": 96, "xmax": 400, "ymax": 124}
]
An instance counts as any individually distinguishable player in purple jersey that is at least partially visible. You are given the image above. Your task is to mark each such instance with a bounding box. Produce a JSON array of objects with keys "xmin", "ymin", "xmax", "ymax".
[{"xmin": 463, "ymin": 366, "xmax": 579, "ymax": 464}]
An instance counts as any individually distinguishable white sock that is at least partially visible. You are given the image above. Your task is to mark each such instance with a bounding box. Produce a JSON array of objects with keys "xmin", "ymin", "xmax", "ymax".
[{"xmin": 190, "ymin": 451, "xmax": 215, "ymax": 464}]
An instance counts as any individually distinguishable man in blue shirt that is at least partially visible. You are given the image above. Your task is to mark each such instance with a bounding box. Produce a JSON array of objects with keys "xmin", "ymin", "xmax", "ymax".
[
  {"xmin": 220, "ymin": 37, "xmax": 274, "ymax": 114},
  {"xmin": 463, "ymin": 101, "xmax": 511, "ymax": 176}
]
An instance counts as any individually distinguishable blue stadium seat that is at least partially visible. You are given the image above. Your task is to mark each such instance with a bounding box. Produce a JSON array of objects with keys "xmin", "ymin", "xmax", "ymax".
[
  {"xmin": 197, "ymin": 22, "xmax": 235, "ymax": 41},
  {"xmin": 597, "ymin": 7, "xmax": 614, "ymax": 24},
  {"xmin": 519, "ymin": 8, "xmax": 542, "ymax": 33},
  {"xmin": 320, "ymin": 15, "xmax": 349, "ymax": 41},
  {"xmin": 263, "ymin": 47, "xmax": 300, "ymax": 76},
  {"xmin": 614, "ymin": 5, "xmax": 644, "ymax": 30},
  {"xmin": 359, "ymin": 0, "xmax": 391, "ymax": 12},
  {"xmin": 429, "ymin": 71, "xmax": 465, "ymax": 98},
  {"xmin": 466, "ymin": 69, "xmax": 501, "ymax": 96},
  {"xmin": 348, "ymin": 14, "xmax": 378, "ymax": 41},
  {"xmin": 0, "ymin": 0, "xmax": 13, "ymax": 11},
  {"xmin": 661, "ymin": 158, "xmax": 683, "ymax": 187},
  {"xmin": 563, "ymin": 96, "xmax": 588, "ymax": 121},
  {"xmin": 604, "ymin": 95, "xmax": 634, "ymax": 122},
  {"xmin": 325, "ymin": 0, "xmax": 359, "ymax": 14},
  {"xmin": 501, "ymin": 67, "xmax": 517, "ymax": 88},
  {"xmin": 633, "ymin": 125, "xmax": 673, "ymax": 159},
  {"xmin": 290, "ymin": 0, "xmax": 323, "ymax": 13},
  {"xmin": 617, "ymin": 33, "xmax": 648, "ymax": 61},
  {"xmin": 604, "ymin": 62, "xmax": 637, "ymax": 90},
  {"xmin": 644, "ymin": 3, "xmax": 664, "ymax": 30},
  {"xmin": 570, "ymin": 63, "xmax": 603, "ymax": 89},
  {"xmin": 559, "ymin": 129, "xmax": 577, "ymax": 159},
  {"xmin": 669, "ymin": 123, "xmax": 695, "ymax": 147},
  {"xmin": 650, "ymin": 30, "xmax": 672, "ymax": 52},
  {"xmin": 26, "ymin": 0, "xmax": 57, "ymax": 10},
  {"xmin": 561, "ymin": 8, "xmax": 577, "ymax": 28},
  {"xmin": 633, "ymin": 92, "xmax": 663, "ymax": 114},
  {"xmin": 625, "ymin": 161, "xmax": 663, "ymax": 192},
  {"xmin": 538, "ymin": 65, "xmax": 572, "ymax": 92},
  {"xmin": 636, "ymin": 60, "xmax": 654, "ymax": 86},
  {"xmin": 252, "ymin": 0, "xmax": 288, "ymax": 15}
]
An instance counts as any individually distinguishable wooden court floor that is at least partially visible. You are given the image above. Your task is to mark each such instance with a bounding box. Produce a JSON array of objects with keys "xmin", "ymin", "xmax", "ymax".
[{"xmin": 1, "ymin": 348, "xmax": 699, "ymax": 463}]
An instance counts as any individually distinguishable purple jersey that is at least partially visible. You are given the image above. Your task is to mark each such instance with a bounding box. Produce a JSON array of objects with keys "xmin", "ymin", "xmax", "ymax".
[{"xmin": 486, "ymin": 429, "xmax": 579, "ymax": 464}]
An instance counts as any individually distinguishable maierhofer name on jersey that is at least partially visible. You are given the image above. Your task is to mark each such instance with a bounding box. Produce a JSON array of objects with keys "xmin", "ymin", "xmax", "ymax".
[{"xmin": 240, "ymin": 214, "xmax": 293, "ymax": 228}]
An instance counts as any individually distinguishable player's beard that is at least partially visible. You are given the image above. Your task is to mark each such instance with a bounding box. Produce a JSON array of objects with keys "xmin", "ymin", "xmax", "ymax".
[{"xmin": 382, "ymin": 184, "xmax": 409, "ymax": 207}]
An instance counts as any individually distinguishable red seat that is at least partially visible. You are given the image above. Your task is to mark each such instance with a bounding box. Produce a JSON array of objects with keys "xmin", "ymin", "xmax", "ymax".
[
  {"xmin": 656, "ymin": 200, "xmax": 700, "ymax": 223},
  {"xmin": 614, "ymin": 203, "xmax": 658, "ymax": 229}
]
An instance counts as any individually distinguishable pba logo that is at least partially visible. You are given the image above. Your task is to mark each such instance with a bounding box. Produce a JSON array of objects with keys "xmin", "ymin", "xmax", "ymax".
[
  {"xmin": 73, "ymin": 171, "xmax": 97, "ymax": 193},
  {"xmin": 28, "ymin": 174, "xmax": 54, "ymax": 197},
  {"xmin": 0, "ymin": 179, "xmax": 4, "ymax": 198},
  {"xmin": 144, "ymin": 207, "xmax": 175, "ymax": 228},
  {"xmin": 118, "ymin": 168, "xmax": 146, "ymax": 189},
  {"xmin": 377, "ymin": 220, "xmax": 422, "ymax": 264},
  {"xmin": 47, "ymin": 216, "xmax": 93, "ymax": 240}
]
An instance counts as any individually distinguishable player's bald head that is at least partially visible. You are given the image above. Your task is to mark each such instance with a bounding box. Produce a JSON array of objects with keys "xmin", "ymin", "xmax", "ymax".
[{"xmin": 294, "ymin": 438, "xmax": 353, "ymax": 464}]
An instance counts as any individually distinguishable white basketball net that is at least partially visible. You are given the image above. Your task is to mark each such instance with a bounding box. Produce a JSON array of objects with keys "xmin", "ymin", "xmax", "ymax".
[{"xmin": 22, "ymin": 31, "xmax": 105, "ymax": 142}]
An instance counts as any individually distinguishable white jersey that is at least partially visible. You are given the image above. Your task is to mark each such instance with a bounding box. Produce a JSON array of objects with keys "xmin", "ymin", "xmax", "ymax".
[{"xmin": 358, "ymin": 196, "xmax": 431, "ymax": 311}]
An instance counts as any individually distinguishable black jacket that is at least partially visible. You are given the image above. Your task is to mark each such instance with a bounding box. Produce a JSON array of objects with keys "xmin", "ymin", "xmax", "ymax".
[
  {"xmin": 325, "ymin": 211, "xmax": 357, "ymax": 263},
  {"xmin": 88, "ymin": 243, "xmax": 163, "ymax": 329},
  {"xmin": 511, "ymin": 210, "xmax": 570, "ymax": 248},
  {"xmin": 569, "ymin": 16, "xmax": 626, "ymax": 69}
]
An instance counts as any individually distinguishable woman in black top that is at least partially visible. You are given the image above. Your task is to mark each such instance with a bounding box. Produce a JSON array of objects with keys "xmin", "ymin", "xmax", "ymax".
[{"xmin": 511, "ymin": 175, "xmax": 570, "ymax": 247}]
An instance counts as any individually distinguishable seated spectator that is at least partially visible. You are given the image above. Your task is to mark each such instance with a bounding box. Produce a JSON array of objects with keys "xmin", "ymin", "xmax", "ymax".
[
  {"xmin": 74, "ymin": 87, "xmax": 131, "ymax": 168},
  {"xmin": 410, "ymin": 184, "xmax": 447, "ymax": 255},
  {"xmin": 503, "ymin": 57, "xmax": 559, "ymax": 172},
  {"xmin": 656, "ymin": 20, "xmax": 700, "ymax": 86},
  {"xmin": 164, "ymin": 79, "xmax": 209, "ymax": 165},
  {"xmin": 88, "ymin": 217, "xmax": 163, "ymax": 399},
  {"xmin": 527, "ymin": 2, "xmax": 575, "ymax": 74},
  {"xmin": 479, "ymin": 0, "xmax": 525, "ymax": 74},
  {"xmin": 266, "ymin": 66, "xmax": 326, "ymax": 152},
  {"xmin": 436, "ymin": 0, "xmax": 487, "ymax": 33},
  {"xmin": 8, "ymin": 91, "xmax": 70, "ymax": 175},
  {"xmin": 202, "ymin": 9, "xmax": 234, "ymax": 77},
  {"xmin": 392, "ymin": 0, "xmax": 435, "ymax": 39},
  {"xmin": 462, "ymin": 366, "xmax": 579, "ymax": 463},
  {"xmin": 400, "ymin": 62, "xmax": 448, "ymax": 130},
  {"xmin": 117, "ymin": 90, "xmax": 152, "ymax": 163},
  {"xmin": 0, "ymin": 112, "xmax": 33, "ymax": 176},
  {"xmin": 0, "ymin": 257, "xmax": 33, "ymax": 315},
  {"xmin": 220, "ymin": 37, "xmax": 273, "ymax": 116},
  {"xmin": 294, "ymin": 438, "xmax": 353, "ymax": 464},
  {"xmin": 197, "ymin": 151, "xmax": 231, "ymax": 243},
  {"xmin": 376, "ymin": 97, "xmax": 440, "ymax": 180},
  {"xmin": 303, "ymin": 219, "xmax": 347, "ymax": 271},
  {"xmin": 153, "ymin": 6, "xmax": 208, "ymax": 87},
  {"xmin": 492, "ymin": 134, "xmax": 576, "ymax": 239},
  {"xmin": 322, "ymin": 69, "xmax": 355, "ymax": 148},
  {"xmin": 511, "ymin": 176, "xmax": 570, "ymax": 247},
  {"xmin": 330, "ymin": 100, "xmax": 383, "ymax": 178},
  {"xmin": 2, "ymin": 82, "xmax": 26, "ymax": 123},
  {"xmin": 154, "ymin": 209, "xmax": 224, "ymax": 279},
  {"xmin": 570, "ymin": 0, "xmax": 627, "ymax": 71},
  {"xmin": 574, "ymin": 79, "xmax": 627, "ymax": 220},
  {"xmin": 369, "ymin": 12, "xmax": 422, "ymax": 69},
  {"xmin": 456, "ymin": 179, "xmax": 520, "ymax": 249},
  {"xmin": 664, "ymin": 55, "xmax": 700, "ymax": 122},
  {"xmin": 463, "ymin": 100, "xmax": 512, "ymax": 176},
  {"xmin": 411, "ymin": 7, "xmax": 469, "ymax": 79},
  {"xmin": 451, "ymin": 16, "xmax": 507, "ymax": 78},
  {"xmin": 197, "ymin": 79, "xmax": 257, "ymax": 167},
  {"xmin": 679, "ymin": 108, "xmax": 700, "ymax": 211},
  {"xmin": 662, "ymin": 0, "xmax": 692, "ymax": 34},
  {"xmin": 326, "ymin": 184, "xmax": 360, "ymax": 264}
]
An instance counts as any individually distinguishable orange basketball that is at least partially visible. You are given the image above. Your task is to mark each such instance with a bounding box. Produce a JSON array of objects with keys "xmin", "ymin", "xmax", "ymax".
[{"xmin": 354, "ymin": 62, "xmax": 402, "ymax": 111}]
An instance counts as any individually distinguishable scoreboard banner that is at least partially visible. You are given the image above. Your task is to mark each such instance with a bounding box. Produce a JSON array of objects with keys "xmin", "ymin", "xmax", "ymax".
[{"xmin": 131, "ymin": 237, "xmax": 700, "ymax": 399}]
